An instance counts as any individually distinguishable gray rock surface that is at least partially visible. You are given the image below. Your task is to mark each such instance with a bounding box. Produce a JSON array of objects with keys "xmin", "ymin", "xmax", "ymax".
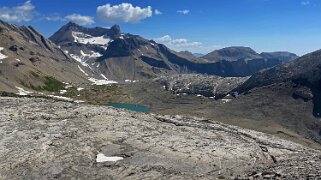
[{"xmin": 0, "ymin": 97, "xmax": 320, "ymax": 179}]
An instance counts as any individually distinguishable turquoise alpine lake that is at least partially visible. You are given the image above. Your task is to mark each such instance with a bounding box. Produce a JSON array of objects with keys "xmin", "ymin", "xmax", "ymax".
[{"xmin": 108, "ymin": 103, "xmax": 150, "ymax": 112}]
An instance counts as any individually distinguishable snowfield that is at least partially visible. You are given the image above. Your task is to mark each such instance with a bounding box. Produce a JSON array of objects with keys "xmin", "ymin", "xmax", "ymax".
[
  {"xmin": 72, "ymin": 31, "xmax": 110, "ymax": 46},
  {"xmin": 80, "ymin": 50, "xmax": 102, "ymax": 58}
]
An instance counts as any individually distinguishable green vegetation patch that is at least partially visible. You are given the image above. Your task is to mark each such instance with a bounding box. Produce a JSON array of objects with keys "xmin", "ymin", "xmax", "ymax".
[
  {"xmin": 20, "ymin": 75, "xmax": 64, "ymax": 92},
  {"xmin": 42, "ymin": 76, "xmax": 64, "ymax": 92}
]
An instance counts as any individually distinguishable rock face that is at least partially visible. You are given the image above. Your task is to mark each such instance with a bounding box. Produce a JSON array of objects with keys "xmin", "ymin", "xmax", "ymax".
[
  {"xmin": 0, "ymin": 20, "xmax": 88, "ymax": 93},
  {"xmin": 155, "ymin": 74, "xmax": 249, "ymax": 98},
  {"xmin": 0, "ymin": 97, "xmax": 321, "ymax": 179},
  {"xmin": 236, "ymin": 49, "xmax": 321, "ymax": 118},
  {"xmin": 260, "ymin": 51, "xmax": 298, "ymax": 64}
]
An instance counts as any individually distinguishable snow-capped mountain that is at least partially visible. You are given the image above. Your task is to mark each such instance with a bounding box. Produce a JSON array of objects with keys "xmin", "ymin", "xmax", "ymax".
[
  {"xmin": 50, "ymin": 22, "xmax": 199, "ymax": 81},
  {"xmin": 49, "ymin": 22, "xmax": 122, "ymax": 81},
  {"xmin": 50, "ymin": 23, "xmax": 300, "ymax": 81}
]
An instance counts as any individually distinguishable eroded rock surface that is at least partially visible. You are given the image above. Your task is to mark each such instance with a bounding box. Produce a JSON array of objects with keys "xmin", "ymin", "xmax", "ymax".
[{"xmin": 0, "ymin": 97, "xmax": 320, "ymax": 179}]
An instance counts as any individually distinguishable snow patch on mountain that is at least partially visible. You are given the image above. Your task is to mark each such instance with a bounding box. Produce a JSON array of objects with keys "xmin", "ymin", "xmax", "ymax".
[
  {"xmin": 80, "ymin": 50, "xmax": 102, "ymax": 58},
  {"xmin": 100, "ymin": 74, "xmax": 108, "ymax": 80},
  {"xmin": 0, "ymin": 47, "xmax": 8, "ymax": 61},
  {"xmin": 88, "ymin": 78, "xmax": 118, "ymax": 85},
  {"xmin": 72, "ymin": 31, "xmax": 111, "ymax": 46},
  {"xmin": 59, "ymin": 90, "xmax": 67, "ymax": 94},
  {"xmin": 48, "ymin": 95, "xmax": 73, "ymax": 101},
  {"xmin": 78, "ymin": 65, "xmax": 88, "ymax": 76},
  {"xmin": 16, "ymin": 87, "xmax": 32, "ymax": 96},
  {"xmin": 71, "ymin": 50, "xmax": 102, "ymax": 70}
]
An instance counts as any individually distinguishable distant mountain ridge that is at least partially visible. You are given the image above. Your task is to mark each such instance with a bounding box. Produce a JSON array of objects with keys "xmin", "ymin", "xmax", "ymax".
[
  {"xmin": 50, "ymin": 22, "xmax": 299, "ymax": 80},
  {"xmin": 179, "ymin": 51, "xmax": 204, "ymax": 58},
  {"xmin": 202, "ymin": 47, "xmax": 298, "ymax": 63},
  {"xmin": 202, "ymin": 47, "xmax": 262, "ymax": 62}
]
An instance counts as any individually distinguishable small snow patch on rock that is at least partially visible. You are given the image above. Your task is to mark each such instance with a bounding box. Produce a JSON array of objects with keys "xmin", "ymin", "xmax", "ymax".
[
  {"xmin": 96, "ymin": 153, "xmax": 123, "ymax": 163},
  {"xmin": 16, "ymin": 86, "xmax": 32, "ymax": 96},
  {"xmin": 78, "ymin": 65, "xmax": 88, "ymax": 76},
  {"xmin": 59, "ymin": 90, "xmax": 67, "ymax": 94}
]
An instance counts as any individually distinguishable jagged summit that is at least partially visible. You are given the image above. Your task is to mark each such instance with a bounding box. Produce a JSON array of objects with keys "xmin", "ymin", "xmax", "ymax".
[{"xmin": 49, "ymin": 22, "xmax": 121, "ymax": 44}]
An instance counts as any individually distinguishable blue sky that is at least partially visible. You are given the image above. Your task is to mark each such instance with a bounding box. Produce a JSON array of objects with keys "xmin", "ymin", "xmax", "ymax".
[{"xmin": 1, "ymin": 0, "xmax": 321, "ymax": 55}]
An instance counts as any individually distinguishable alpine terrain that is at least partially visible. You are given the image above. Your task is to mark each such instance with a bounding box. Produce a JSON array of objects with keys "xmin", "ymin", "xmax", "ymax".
[{"xmin": 0, "ymin": 0, "xmax": 320, "ymax": 179}]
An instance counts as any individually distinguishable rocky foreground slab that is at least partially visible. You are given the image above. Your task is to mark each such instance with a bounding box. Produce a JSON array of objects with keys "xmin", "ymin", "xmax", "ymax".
[{"xmin": 0, "ymin": 97, "xmax": 320, "ymax": 179}]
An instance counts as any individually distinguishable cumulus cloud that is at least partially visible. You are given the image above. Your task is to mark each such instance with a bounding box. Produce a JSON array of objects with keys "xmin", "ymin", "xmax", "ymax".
[
  {"xmin": 96, "ymin": 3, "xmax": 152, "ymax": 23},
  {"xmin": 155, "ymin": 9, "xmax": 162, "ymax": 15},
  {"xmin": 64, "ymin": 14, "xmax": 95, "ymax": 25},
  {"xmin": 0, "ymin": 0, "xmax": 36, "ymax": 22},
  {"xmin": 177, "ymin": 10, "xmax": 190, "ymax": 15}
]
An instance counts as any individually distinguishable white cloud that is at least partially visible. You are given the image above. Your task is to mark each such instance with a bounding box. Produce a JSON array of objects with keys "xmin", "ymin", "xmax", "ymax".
[
  {"xmin": 42, "ymin": 14, "xmax": 63, "ymax": 21},
  {"xmin": 177, "ymin": 10, "xmax": 190, "ymax": 15},
  {"xmin": 96, "ymin": 3, "xmax": 152, "ymax": 23},
  {"xmin": 0, "ymin": 0, "xmax": 36, "ymax": 22},
  {"xmin": 156, "ymin": 35, "xmax": 201, "ymax": 48},
  {"xmin": 155, "ymin": 35, "xmax": 220, "ymax": 54},
  {"xmin": 64, "ymin": 14, "xmax": 95, "ymax": 25},
  {"xmin": 301, "ymin": 1, "xmax": 310, "ymax": 5},
  {"xmin": 155, "ymin": 9, "xmax": 162, "ymax": 15}
]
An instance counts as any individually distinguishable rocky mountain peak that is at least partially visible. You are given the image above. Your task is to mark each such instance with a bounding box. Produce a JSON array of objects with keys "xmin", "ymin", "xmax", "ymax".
[
  {"xmin": 110, "ymin": 25, "xmax": 121, "ymax": 35},
  {"xmin": 65, "ymin": 21, "xmax": 82, "ymax": 29},
  {"xmin": 203, "ymin": 46, "xmax": 262, "ymax": 62},
  {"xmin": 101, "ymin": 35, "xmax": 149, "ymax": 58}
]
